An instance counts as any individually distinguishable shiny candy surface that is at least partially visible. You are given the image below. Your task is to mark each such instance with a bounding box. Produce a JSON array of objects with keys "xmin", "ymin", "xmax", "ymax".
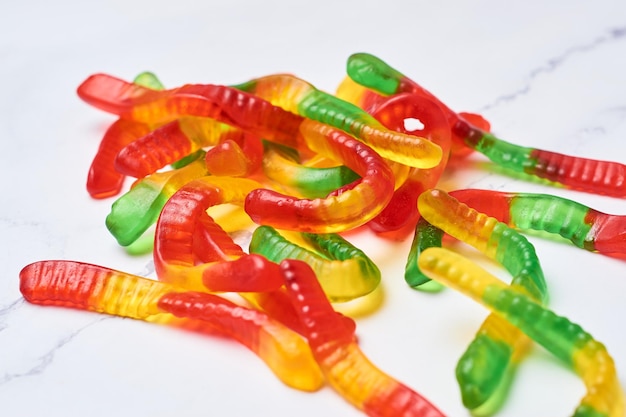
[
  {"xmin": 418, "ymin": 248, "xmax": 624, "ymax": 417},
  {"xmin": 16, "ymin": 46, "xmax": 626, "ymax": 417},
  {"xmin": 281, "ymin": 259, "xmax": 446, "ymax": 417},
  {"xmin": 345, "ymin": 53, "xmax": 626, "ymax": 196},
  {"xmin": 414, "ymin": 189, "xmax": 547, "ymax": 413},
  {"xmin": 19, "ymin": 260, "xmax": 324, "ymax": 392}
]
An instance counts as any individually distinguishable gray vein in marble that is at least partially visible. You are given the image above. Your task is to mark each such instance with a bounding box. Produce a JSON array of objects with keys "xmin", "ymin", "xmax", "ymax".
[
  {"xmin": 605, "ymin": 105, "xmax": 626, "ymax": 117},
  {"xmin": 0, "ymin": 299, "xmax": 25, "ymax": 333},
  {"xmin": 481, "ymin": 26, "xmax": 626, "ymax": 111},
  {"xmin": 0, "ymin": 298, "xmax": 24, "ymax": 316},
  {"xmin": 1, "ymin": 217, "xmax": 43, "ymax": 228},
  {"xmin": 0, "ymin": 317, "xmax": 109, "ymax": 386}
]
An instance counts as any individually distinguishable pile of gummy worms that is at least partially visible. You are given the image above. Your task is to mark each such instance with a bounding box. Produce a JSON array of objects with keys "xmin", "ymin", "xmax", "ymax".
[{"xmin": 18, "ymin": 52, "xmax": 626, "ymax": 417}]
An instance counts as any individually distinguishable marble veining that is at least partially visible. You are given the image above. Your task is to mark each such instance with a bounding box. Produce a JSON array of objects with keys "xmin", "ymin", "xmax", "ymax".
[
  {"xmin": 482, "ymin": 25, "xmax": 626, "ymax": 111},
  {"xmin": 0, "ymin": 317, "xmax": 109, "ymax": 386}
]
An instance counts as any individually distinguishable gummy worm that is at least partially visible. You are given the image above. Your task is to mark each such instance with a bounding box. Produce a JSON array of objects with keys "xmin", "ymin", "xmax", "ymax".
[
  {"xmin": 106, "ymin": 154, "xmax": 208, "ymax": 246},
  {"xmin": 19, "ymin": 260, "xmax": 324, "ymax": 392},
  {"xmin": 280, "ymin": 259, "xmax": 446, "ymax": 417},
  {"xmin": 114, "ymin": 117, "xmax": 237, "ymax": 178},
  {"xmin": 191, "ymin": 209, "xmax": 250, "ymax": 263},
  {"xmin": 244, "ymin": 119, "xmax": 395, "ymax": 233},
  {"xmin": 186, "ymin": 211, "xmax": 335, "ymax": 336},
  {"xmin": 346, "ymin": 53, "xmax": 626, "ymax": 197},
  {"xmin": 86, "ymin": 72, "xmax": 164, "ymax": 198},
  {"xmin": 335, "ymin": 57, "xmax": 490, "ymax": 159},
  {"xmin": 153, "ymin": 175, "xmax": 283, "ymax": 292},
  {"xmin": 88, "ymin": 119, "xmax": 154, "ymax": 198},
  {"xmin": 234, "ymin": 73, "xmax": 442, "ymax": 169},
  {"xmin": 450, "ymin": 189, "xmax": 626, "ymax": 255},
  {"xmin": 412, "ymin": 189, "xmax": 547, "ymax": 299},
  {"xmin": 262, "ymin": 141, "xmax": 360, "ymax": 199},
  {"xmin": 249, "ymin": 225, "xmax": 381, "ymax": 302},
  {"xmin": 365, "ymin": 93, "xmax": 452, "ymax": 237},
  {"xmin": 413, "ymin": 189, "xmax": 548, "ymax": 413},
  {"xmin": 262, "ymin": 140, "xmax": 410, "ymax": 200},
  {"xmin": 418, "ymin": 248, "xmax": 625, "ymax": 417},
  {"xmin": 77, "ymin": 73, "xmax": 304, "ymax": 149},
  {"xmin": 454, "ymin": 121, "xmax": 626, "ymax": 198}
]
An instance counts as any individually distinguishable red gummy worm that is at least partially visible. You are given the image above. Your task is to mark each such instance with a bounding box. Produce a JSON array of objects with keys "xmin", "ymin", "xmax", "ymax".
[
  {"xmin": 527, "ymin": 148, "xmax": 626, "ymax": 197},
  {"xmin": 367, "ymin": 93, "xmax": 452, "ymax": 236},
  {"xmin": 88, "ymin": 119, "xmax": 154, "ymax": 198},
  {"xmin": 192, "ymin": 212, "xmax": 246, "ymax": 263},
  {"xmin": 154, "ymin": 177, "xmax": 282, "ymax": 292}
]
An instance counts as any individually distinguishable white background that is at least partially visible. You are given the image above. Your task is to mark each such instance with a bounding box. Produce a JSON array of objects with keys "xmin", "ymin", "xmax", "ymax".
[{"xmin": 2, "ymin": 1, "xmax": 626, "ymax": 416}]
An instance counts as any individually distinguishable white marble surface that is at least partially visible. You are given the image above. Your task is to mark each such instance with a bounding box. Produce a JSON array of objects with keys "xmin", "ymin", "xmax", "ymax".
[{"xmin": 2, "ymin": 1, "xmax": 626, "ymax": 416}]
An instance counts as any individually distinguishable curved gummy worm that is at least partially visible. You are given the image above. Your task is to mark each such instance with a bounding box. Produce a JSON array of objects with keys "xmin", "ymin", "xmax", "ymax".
[
  {"xmin": 88, "ymin": 119, "xmax": 154, "ymax": 198},
  {"xmin": 418, "ymin": 248, "xmax": 625, "ymax": 417},
  {"xmin": 192, "ymin": 210, "xmax": 248, "ymax": 264},
  {"xmin": 249, "ymin": 225, "xmax": 380, "ymax": 302},
  {"xmin": 345, "ymin": 53, "xmax": 415, "ymax": 97},
  {"xmin": 341, "ymin": 52, "xmax": 477, "ymax": 155},
  {"xmin": 19, "ymin": 260, "xmax": 324, "ymax": 392},
  {"xmin": 347, "ymin": 53, "xmax": 626, "ymax": 197},
  {"xmin": 366, "ymin": 93, "xmax": 451, "ymax": 236},
  {"xmin": 450, "ymin": 189, "xmax": 626, "ymax": 254},
  {"xmin": 334, "ymin": 74, "xmax": 391, "ymax": 114},
  {"xmin": 234, "ymin": 73, "xmax": 442, "ymax": 169},
  {"xmin": 77, "ymin": 73, "xmax": 304, "ymax": 149},
  {"xmin": 244, "ymin": 119, "xmax": 395, "ymax": 233},
  {"xmin": 280, "ymin": 259, "xmax": 446, "ymax": 417},
  {"xmin": 343, "ymin": 53, "xmax": 490, "ymax": 132},
  {"xmin": 262, "ymin": 142, "xmax": 360, "ymax": 199},
  {"xmin": 106, "ymin": 155, "xmax": 208, "ymax": 246},
  {"xmin": 414, "ymin": 189, "xmax": 548, "ymax": 413},
  {"xmin": 153, "ymin": 176, "xmax": 283, "ymax": 292},
  {"xmin": 335, "ymin": 74, "xmax": 487, "ymax": 161},
  {"xmin": 86, "ymin": 72, "xmax": 164, "ymax": 198},
  {"xmin": 188, "ymin": 217, "xmax": 336, "ymax": 336},
  {"xmin": 415, "ymin": 189, "xmax": 547, "ymax": 299}
]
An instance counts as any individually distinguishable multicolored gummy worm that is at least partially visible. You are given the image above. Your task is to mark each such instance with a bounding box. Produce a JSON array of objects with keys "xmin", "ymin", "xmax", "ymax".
[{"xmin": 418, "ymin": 247, "xmax": 624, "ymax": 417}]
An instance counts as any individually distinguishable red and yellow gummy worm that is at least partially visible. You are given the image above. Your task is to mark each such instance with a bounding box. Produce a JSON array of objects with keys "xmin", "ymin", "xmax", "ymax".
[
  {"xmin": 281, "ymin": 259, "xmax": 446, "ymax": 417},
  {"xmin": 19, "ymin": 260, "xmax": 324, "ymax": 392}
]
